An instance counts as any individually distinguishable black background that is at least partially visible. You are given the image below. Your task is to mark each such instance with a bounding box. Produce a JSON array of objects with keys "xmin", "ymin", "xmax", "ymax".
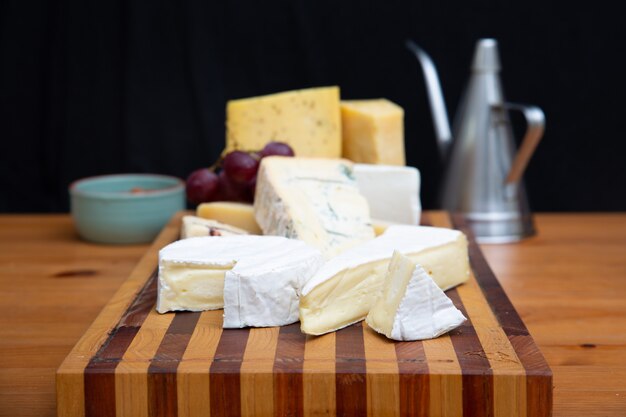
[{"xmin": 1, "ymin": 1, "xmax": 625, "ymax": 213}]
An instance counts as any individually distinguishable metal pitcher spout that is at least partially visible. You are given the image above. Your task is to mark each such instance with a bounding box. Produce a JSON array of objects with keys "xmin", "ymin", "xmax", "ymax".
[
  {"xmin": 405, "ymin": 40, "xmax": 453, "ymax": 160},
  {"xmin": 406, "ymin": 38, "xmax": 546, "ymax": 243}
]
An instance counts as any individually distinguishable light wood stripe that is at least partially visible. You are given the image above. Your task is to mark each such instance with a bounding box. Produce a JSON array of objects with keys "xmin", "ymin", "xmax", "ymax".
[
  {"xmin": 57, "ymin": 213, "xmax": 183, "ymax": 417},
  {"xmin": 421, "ymin": 335, "xmax": 463, "ymax": 417},
  {"xmin": 240, "ymin": 327, "xmax": 279, "ymax": 417},
  {"xmin": 177, "ymin": 310, "xmax": 223, "ymax": 417},
  {"xmin": 362, "ymin": 324, "xmax": 400, "ymax": 417},
  {"xmin": 421, "ymin": 212, "xmax": 463, "ymax": 417},
  {"xmin": 115, "ymin": 309, "xmax": 174, "ymax": 417},
  {"xmin": 303, "ymin": 332, "xmax": 336, "ymax": 417},
  {"xmin": 433, "ymin": 212, "xmax": 527, "ymax": 417}
]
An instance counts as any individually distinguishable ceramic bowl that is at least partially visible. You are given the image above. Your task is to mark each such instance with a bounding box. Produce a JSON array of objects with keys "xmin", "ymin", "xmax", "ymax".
[{"xmin": 70, "ymin": 174, "xmax": 185, "ymax": 244}]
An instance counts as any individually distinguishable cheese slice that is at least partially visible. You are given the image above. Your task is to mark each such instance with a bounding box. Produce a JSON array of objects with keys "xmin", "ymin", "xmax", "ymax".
[
  {"xmin": 366, "ymin": 251, "xmax": 466, "ymax": 341},
  {"xmin": 341, "ymin": 99, "xmax": 405, "ymax": 165},
  {"xmin": 353, "ymin": 163, "xmax": 421, "ymax": 225},
  {"xmin": 254, "ymin": 156, "xmax": 375, "ymax": 259},
  {"xmin": 226, "ymin": 86, "xmax": 341, "ymax": 158},
  {"xmin": 181, "ymin": 215, "xmax": 248, "ymax": 238},
  {"xmin": 196, "ymin": 202, "xmax": 262, "ymax": 234},
  {"xmin": 299, "ymin": 225, "xmax": 469, "ymax": 335},
  {"xmin": 157, "ymin": 235, "xmax": 324, "ymax": 328}
]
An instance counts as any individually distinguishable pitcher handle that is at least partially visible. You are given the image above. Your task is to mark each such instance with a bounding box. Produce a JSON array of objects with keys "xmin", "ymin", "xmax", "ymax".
[{"xmin": 503, "ymin": 103, "xmax": 545, "ymax": 184}]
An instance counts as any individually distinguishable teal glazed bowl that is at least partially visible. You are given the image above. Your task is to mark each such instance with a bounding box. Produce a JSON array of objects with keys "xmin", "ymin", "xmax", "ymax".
[{"xmin": 70, "ymin": 174, "xmax": 185, "ymax": 244}]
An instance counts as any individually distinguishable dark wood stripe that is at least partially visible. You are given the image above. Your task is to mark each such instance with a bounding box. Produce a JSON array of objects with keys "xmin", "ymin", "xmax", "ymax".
[
  {"xmin": 450, "ymin": 213, "xmax": 553, "ymax": 416},
  {"xmin": 447, "ymin": 288, "xmax": 494, "ymax": 417},
  {"xmin": 148, "ymin": 312, "xmax": 201, "ymax": 417},
  {"xmin": 273, "ymin": 323, "xmax": 306, "ymax": 417},
  {"xmin": 118, "ymin": 270, "xmax": 159, "ymax": 327},
  {"xmin": 209, "ymin": 328, "xmax": 250, "ymax": 417},
  {"xmin": 335, "ymin": 322, "xmax": 367, "ymax": 417},
  {"xmin": 395, "ymin": 341, "xmax": 429, "ymax": 417},
  {"xmin": 450, "ymin": 213, "xmax": 528, "ymax": 335},
  {"xmin": 84, "ymin": 269, "xmax": 158, "ymax": 417},
  {"xmin": 420, "ymin": 212, "xmax": 432, "ymax": 226}
]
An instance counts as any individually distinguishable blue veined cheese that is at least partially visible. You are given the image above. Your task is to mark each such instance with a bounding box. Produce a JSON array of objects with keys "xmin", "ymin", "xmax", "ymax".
[
  {"xmin": 253, "ymin": 157, "xmax": 375, "ymax": 259},
  {"xmin": 366, "ymin": 251, "xmax": 466, "ymax": 341}
]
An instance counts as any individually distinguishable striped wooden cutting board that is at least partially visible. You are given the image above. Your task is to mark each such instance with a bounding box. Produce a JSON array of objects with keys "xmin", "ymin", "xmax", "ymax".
[{"xmin": 56, "ymin": 211, "xmax": 552, "ymax": 417}]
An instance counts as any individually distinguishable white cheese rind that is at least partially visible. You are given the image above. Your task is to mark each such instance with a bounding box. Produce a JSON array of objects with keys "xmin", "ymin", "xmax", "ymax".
[
  {"xmin": 353, "ymin": 164, "xmax": 421, "ymax": 225},
  {"xmin": 254, "ymin": 157, "xmax": 375, "ymax": 259},
  {"xmin": 366, "ymin": 251, "xmax": 466, "ymax": 341},
  {"xmin": 157, "ymin": 235, "xmax": 324, "ymax": 328},
  {"xmin": 181, "ymin": 215, "xmax": 249, "ymax": 238},
  {"xmin": 299, "ymin": 225, "xmax": 469, "ymax": 335}
]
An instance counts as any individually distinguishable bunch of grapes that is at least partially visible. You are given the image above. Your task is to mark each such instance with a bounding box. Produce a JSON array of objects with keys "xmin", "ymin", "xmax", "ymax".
[{"xmin": 186, "ymin": 141, "xmax": 294, "ymax": 205}]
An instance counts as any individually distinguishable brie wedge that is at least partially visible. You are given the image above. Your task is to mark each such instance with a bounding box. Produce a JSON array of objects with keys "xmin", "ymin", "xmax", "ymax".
[
  {"xmin": 181, "ymin": 215, "xmax": 248, "ymax": 239},
  {"xmin": 157, "ymin": 236, "xmax": 324, "ymax": 328},
  {"xmin": 299, "ymin": 225, "xmax": 469, "ymax": 335},
  {"xmin": 254, "ymin": 157, "xmax": 375, "ymax": 258},
  {"xmin": 366, "ymin": 251, "xmax": 466, "ymax": 341}
]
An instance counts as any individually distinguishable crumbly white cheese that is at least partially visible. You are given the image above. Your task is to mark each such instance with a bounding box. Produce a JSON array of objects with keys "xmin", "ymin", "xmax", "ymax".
[
  {"xmin": 353, "ymin": 164, "xmax": 421, "ymax": 225},
  {"xmin": 366, "ymin": 251, "xmax": 466, "ymax": 341},
  {"xmin": 254, "ymin": 157, "xmax": 375, "ymax": 259},
  {"xmin": 299, "ymin": 225, "xmax": 469, "ymax": 335},
  {"xmin": 157, "ymin": 235, "xmax": 324, "ymax": 328}
]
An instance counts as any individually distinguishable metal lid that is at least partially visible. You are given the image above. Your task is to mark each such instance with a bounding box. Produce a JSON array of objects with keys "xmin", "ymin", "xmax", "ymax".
[{"xmin": 471, "ymin": 38, "xmax": 501, "ymax": 72}]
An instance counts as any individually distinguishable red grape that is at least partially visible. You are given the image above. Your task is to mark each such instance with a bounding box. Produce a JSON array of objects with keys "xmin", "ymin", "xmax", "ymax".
[
  {"xmin": 223, "ymin": 151, "xmax": 259, "ymax": 184},
  {"xmin": 218, "ymin": 170, "xmax": 251, "ymax": 202},
  {"xmin": 186, "ymin": 168, "xmax": 218, "ymax": 204},
  {"xmin": 247, "ymin": 175, "xmax": 257, "ymax": 199},
  {"xmin": 259, "ymin": 142, "xmax": 295, "ymax": 158}
]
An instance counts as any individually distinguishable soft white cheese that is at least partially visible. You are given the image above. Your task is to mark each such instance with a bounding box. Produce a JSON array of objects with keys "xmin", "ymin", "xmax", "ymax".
[
  {"xmin": 353, "ymin": 164, "xmax": 421, "ymax": 225},
  {"xmin": 299, "ymin": 225, "xmax": 469, "ymax": 335},
  {"xmin": 181, "ymin": 215, "xmax": 249, "ymax": 238},
  {"xmin": 157, "ymin": 235, "xmax": 324, "ymax": 328},
  {"xmin": 366, "ymin": 251, "xmax": 466, "ymax": 341},
  {"xmin": 254, "ymin": 157, "xmax": 375, "ymax": 259}
]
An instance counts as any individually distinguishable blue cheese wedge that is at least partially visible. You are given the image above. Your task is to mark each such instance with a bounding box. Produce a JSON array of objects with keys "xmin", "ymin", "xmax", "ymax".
[
  {"xmin": 366, "ymin": 251, "xmax": 466, "ymax": 341},
  {"xmin": 254, "ymin": 157, "xmax": 375, "ymax": 259},
  {"xmin": 157, "ymin": 235, "xmax": 324, "ymax": 328},
  {"xmin": 299, "ymin": 225, "xmax": 469, "ymax": 335}
]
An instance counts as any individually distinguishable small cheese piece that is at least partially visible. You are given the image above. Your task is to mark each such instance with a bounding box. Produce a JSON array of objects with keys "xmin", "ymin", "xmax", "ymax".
[
  {"xmin": 226, "ymin": 86, "xmax": 342, "ymax": 158},
  {"xmin": 353, "ymin": 164, "xmax": 421, "ymax": 225},
  {"xmin": 299, "ymin": 225, "xmax": 469, "ymax": 335},
  {"xmin": 181, "ymin": 215, "xmax": 249, "ymax": 239},
  {"xmin": 254, "ymin": 157, "xmax": 375, "ymax": 259},
  {"xmin": 196, "ymin": 202, "xmax": 262, "ymax": 234},
  {"xmin": 341, "ymin": 99, "xmax": 405, "ymax": 165},
  {"xmin": 366, "ymin": 251, "xmax": 466, "ymax": 341},
  {"xmin": 157, "ymin": 236, "xmax": 324, "ymax": 328}
]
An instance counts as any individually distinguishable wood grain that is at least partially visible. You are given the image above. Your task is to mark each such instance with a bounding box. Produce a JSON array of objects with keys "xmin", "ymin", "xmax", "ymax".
[{"xmin": 1, "ymin": 213, "xmax": 625, "ymax": 417}]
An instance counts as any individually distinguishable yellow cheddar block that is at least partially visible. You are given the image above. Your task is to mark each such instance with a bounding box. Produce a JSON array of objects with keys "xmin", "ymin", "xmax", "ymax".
[
  {"xmin": 196, "ymin": 202, "xmax": 262, "ymax": 234},
  {"xmin": 226, "ymin": 86, "xmax": 342, "ymax": 158},
  {"xmin": 341, "ymin": 99, "xmax": 405, "ymax": 165}
]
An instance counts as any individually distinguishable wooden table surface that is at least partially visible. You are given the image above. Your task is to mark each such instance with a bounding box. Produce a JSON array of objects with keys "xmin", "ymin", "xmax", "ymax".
[{"xmin": 0, "ymin": 213, "xmax": 625, "ymax": 417}]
